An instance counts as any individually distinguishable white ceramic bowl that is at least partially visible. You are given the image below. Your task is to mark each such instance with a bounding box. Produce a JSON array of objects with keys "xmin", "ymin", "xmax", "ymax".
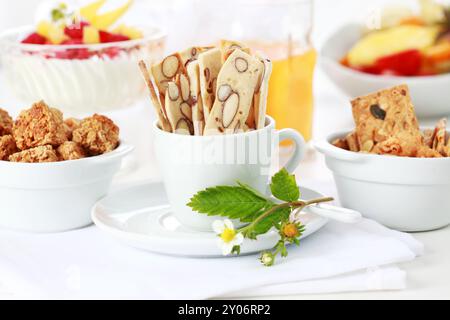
[
  {"xmin": 314, "ymin": 131, "xmax": 450, "ymax": 232},
  {"xmin": 0, "ymin": 26, "xmax": 166, "ymax": 115},
  {"xmin": 320, "ymin": 24, "xmax": 450, "ymax": 118},
  {"xmin": 0, "ymin": 143, "xmax": 133, "ymax": 233}
]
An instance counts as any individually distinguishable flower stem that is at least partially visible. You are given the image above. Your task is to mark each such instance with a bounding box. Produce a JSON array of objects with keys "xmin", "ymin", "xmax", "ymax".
[{"xmin": 238, "ymin": 196, "xmax": 334, "ymax": 234}]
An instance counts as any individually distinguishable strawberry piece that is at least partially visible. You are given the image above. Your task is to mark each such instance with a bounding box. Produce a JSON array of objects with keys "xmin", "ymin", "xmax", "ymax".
[
  {"xmin": 61, "ymin": 39, "xmax": 83, "ymax": 45},
  {"xmin": 64, "ymin": 22, "xmax": 89, "ymax": 40},
  {"xmin": 21, "ymin": 33, "xmax": 47, "ymax": 44},
  {"xmin": 374, "ymin": 49, "xmax": 422, "ymax": 76},
  {"xmin": 99, "ymin": 30, "xmax": 130, "ymax": 43}
]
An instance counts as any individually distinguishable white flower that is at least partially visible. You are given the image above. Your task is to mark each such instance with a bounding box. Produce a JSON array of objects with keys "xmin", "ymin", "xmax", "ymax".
[{"xmin": 212, "ymin": 219, "xmax": 244, "ymax": 256}]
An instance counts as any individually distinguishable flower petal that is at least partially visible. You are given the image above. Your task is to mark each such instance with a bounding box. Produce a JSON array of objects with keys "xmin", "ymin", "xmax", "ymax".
[
  {"xmin": 233, "ymin": 233, "xmax": 244, "ymax": 245},
  {"xmin": 222, "ymin": 242, "xmax": 233, "ymax": 256},
  {"xmin": 224, "ymin": 219, "xmax": 234, "ymax": 230},
  {"xmin": 212, "ymin": 220, "xmax": 225, "ymax": 235}
]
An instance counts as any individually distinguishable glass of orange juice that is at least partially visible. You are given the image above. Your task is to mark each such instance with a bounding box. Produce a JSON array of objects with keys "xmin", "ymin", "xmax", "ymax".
[{"xmin": 191, "ymin": 0, "xmax": 315, "ymax": 141}]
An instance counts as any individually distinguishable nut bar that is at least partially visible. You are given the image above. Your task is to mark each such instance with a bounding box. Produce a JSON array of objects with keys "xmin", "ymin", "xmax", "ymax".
[
  {"xmin": 139, "ymin": 60, "xmax": 172, "ymax": 132},
  {"xmin": 57, "ymin": 141, "xmax": 86, "ymax": 161},
  {"xmin": 198, "ymin": 48, "xmax": 222, "ymax": 121},
  {"xmin": 187, "ymin": 61, "xmax": 205, "ymax": 135},
  {"xmin": 204, "ymin": 49, "xmax": 263, "ymax": 135},
  {"xmin": 165, "ymin": 80, "xmax": 193, "ymax": 135},
  {"xmin": 253, "ymin": 56, "xmax": 273, "ymax": 130},
  {"xmin": 72, "ymin": 114, "xmax": 119, "ymax": 155},
  {"xmin": 9, "ymin": 145, "xmax": 59, "ymax": 163},
  {"xmin": 13, "ymin": 101, "xmax": 67, "ymax": 150},
  {"xmin": 351, "ymin": 85, "xmax": 422, "ymax": 156},
  {"xmin": 0, "ymin": 108, "xmax": 13, "ymax": 136},
  {"xmin": 0, "ymin": 135, "xmax": 17, "ymax": 161}
]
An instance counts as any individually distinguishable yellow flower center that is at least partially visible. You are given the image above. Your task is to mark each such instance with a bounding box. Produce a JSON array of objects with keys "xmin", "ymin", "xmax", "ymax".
[
  {"xmin": 220, "ymin": 228, "xmax": 236, "ymax": 243},
  {"xmin": 282, "ymin": 223, "xmax": 299, "ymax": 238}
]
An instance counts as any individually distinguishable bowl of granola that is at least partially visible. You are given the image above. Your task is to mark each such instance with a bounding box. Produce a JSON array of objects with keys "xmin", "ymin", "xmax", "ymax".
[
  {"xmin": 315, "ymin": 84, "xmax": 450, "ymax": 231},
  {"xmin": 0, "ymin": 101, "xmax": 133, "ymax": 233},
  {"xmin": 0, "ymin": 1, "xmax": 165, "ymax": 114}
]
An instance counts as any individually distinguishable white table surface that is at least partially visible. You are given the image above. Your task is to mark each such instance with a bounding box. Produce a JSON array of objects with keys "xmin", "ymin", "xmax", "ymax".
[{"xmin": 1, "ymin": 0, "xmax": 450, "ymax": 299}]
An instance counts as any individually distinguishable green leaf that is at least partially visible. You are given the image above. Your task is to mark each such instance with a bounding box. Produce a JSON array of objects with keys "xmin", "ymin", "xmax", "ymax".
[
  {"xmin": 187, "ymin": 185, "xmax": 274, "ymax": 222},
  {"xmin": 251, "ymin": 206, "xmax": 291, "ymax": 237},
  {"xmin": 270, "ymin": 168, "xmax": 300, "ymax": 202}
]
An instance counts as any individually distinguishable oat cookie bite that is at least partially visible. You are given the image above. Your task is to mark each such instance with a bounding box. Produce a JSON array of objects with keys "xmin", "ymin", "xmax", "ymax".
[
  {"xmin": 13, "ymin": 101, "xmax": 67, "ymax": 150},
  {"xmin": 63, "ymin": 118, "xmax": 81, "ymax": 140},
  {"xmin": 72, "ymin": 114, "xmax": 119, "ymax": 155},
  {"xmin": 57, "ymin": 141, "xmax": 87, "ymax": 161},
  {"xmin": 9, "ymin": 145, "xmax": 59, "ymax": 163},
  {"xmin": 0, "ymin": 135, "xmax": 18, "ymax": 161},
  {"xmin": 0, "ymin": 108, "xmax": 13, "ymax": 136}
]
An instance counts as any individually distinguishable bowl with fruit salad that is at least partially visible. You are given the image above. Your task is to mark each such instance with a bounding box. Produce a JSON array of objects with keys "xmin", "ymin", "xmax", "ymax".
[
  {"xmin": 320, "ymin": 0, "xmax": 450, "ymax": 117},
  {"xmin": 0, "ymin": 1, "xmax": 166, "ymax": 114}
]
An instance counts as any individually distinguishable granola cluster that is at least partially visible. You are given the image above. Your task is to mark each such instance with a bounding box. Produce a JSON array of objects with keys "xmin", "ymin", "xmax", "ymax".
[
  {"xmin": 0, "ymin": 101, "xmax": 119, "ymax": 163},
  {"xmin": 332, "ymin": 85, "xmax": 447, "ymax": 158}
]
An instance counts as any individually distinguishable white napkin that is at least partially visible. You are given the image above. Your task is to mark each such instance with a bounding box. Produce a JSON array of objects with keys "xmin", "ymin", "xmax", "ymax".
[{"xmin": 0, "ymin": 218, "xmax": 422, "ymax": 299}]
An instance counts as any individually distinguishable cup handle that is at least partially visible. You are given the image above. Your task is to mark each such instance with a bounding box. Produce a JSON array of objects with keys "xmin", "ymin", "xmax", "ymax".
[{"xmin": 278, "ymin": 128, "xmax": 306, "ymax": 173}]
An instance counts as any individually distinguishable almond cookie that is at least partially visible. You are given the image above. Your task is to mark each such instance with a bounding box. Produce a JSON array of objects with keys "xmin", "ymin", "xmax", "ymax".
[
  {"xmin": 139, "ymin": 60, "xmax": 172, "ymax": 132},
  {"xmin": 187, "ymin": 61, "xmax": 205, "ymax": 135},
  {"xmin": 204, "ymin": 49, "xmax": 263, "ymax": 135},
  {"xmin": 198, "ymin": 48, "xmax": 222, "ymax": 121},
  {"xmin": 219, "ymin": 39, "xmax": 251, "ymax": 63},
  {"xmin": 351, "ymin": 85, "xmax": 422, "ymax": 157},
  {"xmin": 165, "ymin": 80, "xmax": 193, "ymax": 135},
  {"xmin": 13, "ymin": 101, "xmax": 67, "ymax": 150},
  {"xmin": 180, "ymin": 46, "xmax": 212, "ymax": 68},
  {"xmin": 253, "ymin": 56, "xmax": 272, "ymax": 130}
]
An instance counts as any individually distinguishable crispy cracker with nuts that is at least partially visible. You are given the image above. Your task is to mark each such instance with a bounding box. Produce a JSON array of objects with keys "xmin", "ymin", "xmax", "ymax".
[
  {"xmin": 187, "ymin": 61, "xmax": 205, "ymax": 135},
  {"xmin": 139, "ymin": 60, "xmax": 172, "ymax": 132},
  {"xmin": 253, "ymin": 56, "xmax": 272, "ymax": 130},
  {"xmin": 0, "ymin": 108, "xmax": 13, "ymax": 136},
  {"xmin": 165, "ymin": 79, "xmax": 194, "ymax": 135},
  {"xmin": 198, "ymin": 48, "xmax": 223, "ymax": 121},
  {"xmin": 0, "ymin": 135, "xmax": 17, "ymax": 160},
  {"xmin": 180, "ymin": 46, "xmax": 212, "ymax": 68},
  {"xmin": 220, "ymin": 39, "xmax": 251, "ymax": 63},
  {"xmin": 9, "ymin": 145, "xmax": 59, "ymax": 163},
  {"xmin": 204, "ymin": 49, "xmax": 263, "ymax": 135},
  {"xmin": 351, "ymin": 85, "xmax": 423, "ymax": 156}
]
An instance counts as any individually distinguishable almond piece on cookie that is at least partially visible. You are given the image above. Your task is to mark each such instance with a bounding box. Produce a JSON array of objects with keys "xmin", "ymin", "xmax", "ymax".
[
  {"xmin": 187, "ymin": 61, "xmax": 205, "ymax": 135},
  {"xmin": 204, "ymin": 49, "xmax": 263, "ymax": 135},
  {"xmin": 139, "ymin": 60, "xmax": 172, "ymax": 132},
  {"xmin": 179, "ymin": 46, "xmax": 212, "ymax": 68},
  {"xmin": 351, "ymin": 84, "xmax": 422, "ymax": 157},
  {"xmin": 198, "ymin": 48, "xmax": 222, "ymax": 121},
  {"xmin": 253, "ymin": 56, "xmax": 272, "ymax": 130},
  {"xmin": 165, "ymin": 80, "xmax": 193, "ymax": 135}
]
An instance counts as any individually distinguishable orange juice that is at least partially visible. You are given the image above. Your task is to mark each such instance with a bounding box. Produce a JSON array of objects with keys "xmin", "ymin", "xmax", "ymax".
[
  {"xmin": 267, "ymin": 49, "xmax": 316, "ymax": 141},
  {"xmin": 247, "ymin": 41, "xmax": 316, "ymax": 141}
]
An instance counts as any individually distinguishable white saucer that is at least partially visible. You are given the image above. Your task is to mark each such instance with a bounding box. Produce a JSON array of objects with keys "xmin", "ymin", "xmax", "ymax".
[{"xmin": 92, "ymin": 181, "xmax": 329, "ymax": 257}]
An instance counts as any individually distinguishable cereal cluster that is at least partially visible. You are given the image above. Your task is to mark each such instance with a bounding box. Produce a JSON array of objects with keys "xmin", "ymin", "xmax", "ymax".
[{"xmin": 0, "ymin": 101, "xmax": 119, "ymax": 163}]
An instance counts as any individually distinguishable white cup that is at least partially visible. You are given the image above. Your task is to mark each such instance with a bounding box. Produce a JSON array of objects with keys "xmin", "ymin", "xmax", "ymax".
[{"xmin": 153, "ymin": 116, "xmax": 305, "ymax": 231}]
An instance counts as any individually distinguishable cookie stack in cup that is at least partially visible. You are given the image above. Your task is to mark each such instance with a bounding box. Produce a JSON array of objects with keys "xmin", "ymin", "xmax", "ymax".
[{"xmin": 139, "ymin": 40, "xmax": 272, "ymax": 136}]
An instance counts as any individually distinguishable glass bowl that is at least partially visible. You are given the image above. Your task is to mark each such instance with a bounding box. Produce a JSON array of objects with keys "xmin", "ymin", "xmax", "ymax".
[{"xmin": 0, "ymin": 25, "xmax": 166, "ymax": 115}]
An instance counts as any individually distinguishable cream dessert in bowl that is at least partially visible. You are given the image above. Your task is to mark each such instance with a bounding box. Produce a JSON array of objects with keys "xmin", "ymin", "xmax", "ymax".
[{"xmin": 0, "ymin": 1, "xmax": 166, "ymax": 114}]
